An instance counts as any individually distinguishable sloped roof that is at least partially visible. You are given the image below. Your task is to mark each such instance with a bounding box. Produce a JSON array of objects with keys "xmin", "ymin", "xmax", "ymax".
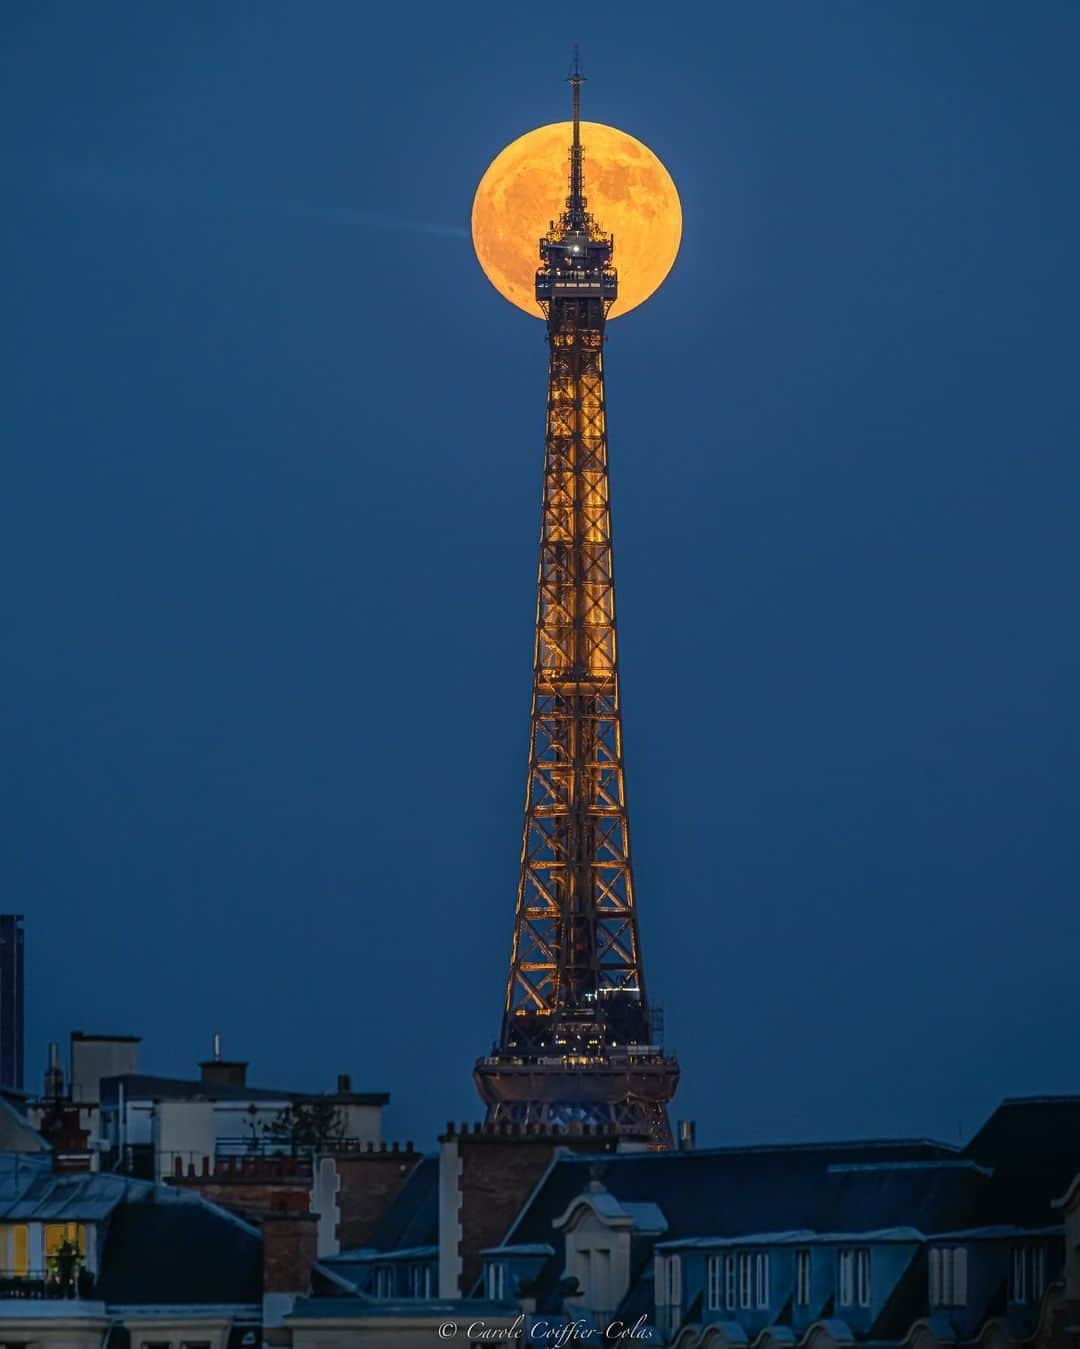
[
  {"xmin": 366, "ymin": 1154, "xmax": 439, "ymax": 1252},
  {"xmin": 0, "ymin": 1154, "xmax": 148, "ymax": 1220},
  {"xmin": 0, "ymin": 1151, "xmax": 262, "ymax": 1307},
  {"xmin": 96, "ymin": 1196, "xmax": 261, "ymax": 1304},
  {"xmin": 964, "ymin": 1096, "xmax": 1080, "ymax": 1225},
  {"xmin": 505, "ymin": 1139, "xmax": 966, "ymax": 1249}
]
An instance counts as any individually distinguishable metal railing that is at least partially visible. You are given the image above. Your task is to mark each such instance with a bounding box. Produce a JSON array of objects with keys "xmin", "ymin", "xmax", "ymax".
[{"xmin": 0, "ymin": 1269, "xmax": 94, "ymax": 1300}]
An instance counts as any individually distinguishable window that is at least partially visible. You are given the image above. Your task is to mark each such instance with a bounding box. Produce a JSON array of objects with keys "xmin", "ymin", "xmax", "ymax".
[
  {"xmin": 839, "ymin": 1248, "xmax": 870, "ymax": 1307},
  {"xmin": 839, "ymin": 1250, "xmax": 854, "ymax": 1306},
  {"xmin": 725, "ymin": 1254, "xmax": 737, "ymax": 1309},
  {"xmin": 738, "ymin": 1252, "xmax": 753, "ymax": 1308},
  {"xmin": 795, "ymin": 1250, "xmax": 812, "ymax": 1307},
  {"xmin": 4, "ymin": 1225, "xmax": 29, "ymax": 1278},
  {"xmin": 1032, "ymin": 1246, "xmax": 1047, "ymax": 1301},
  {"xmin": 375, "ymin": 1266, "xmax": 392, "ymax": 1299},
  {"xmin": 754, "ymin": 1253, "xmax": 770, "ymax": 1308},
  {"xmin": 856, "ymin": 1249, "xmax": 871, "ymax": 1308},
  {"xmin": 707, "ymin": 1255, "xmax": 722, "ymax": 1311},
  {"xmin": 1011, "ymin": 1247, "xmax": 1028, "ymax": 1304},
  {"xmin": 45, "ymin": 1223, "xmax": 86, "ymax": 1258},
  {"xmin": 410, "ymin": 1264, "xmax": 431, "ymax": 1298},
  {"xmin": 930, "ymin": 1247, "xmax": 968, "ymax": 1307},
  {"xmin": 180, "ymin": 1342, "xmax": 211, "ymax": 1349},
  {"xmin": 487, "ymin": 1262, "xmax": 504, "ymax": 1300},
  {"xmin": 667, "ymin": 1254, "xmax": 682, "ymax": 1307}
]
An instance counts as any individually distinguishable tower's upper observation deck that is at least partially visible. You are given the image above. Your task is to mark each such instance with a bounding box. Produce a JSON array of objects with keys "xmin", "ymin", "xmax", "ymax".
[{"xmin": 536, "ymin": 51, "xmax": 618, "ymax": 307}]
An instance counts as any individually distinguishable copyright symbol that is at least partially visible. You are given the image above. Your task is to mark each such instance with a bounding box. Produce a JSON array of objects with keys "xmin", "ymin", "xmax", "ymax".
[{"xmin": 438, "ymin": 1324, "xmax": 458, "ymax": 1340}]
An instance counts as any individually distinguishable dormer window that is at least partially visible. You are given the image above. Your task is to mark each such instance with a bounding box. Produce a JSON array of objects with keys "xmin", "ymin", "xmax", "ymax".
[
  {"xmin": 738, "ymin": 1252, "xmax": 753, "ymax": 1308},
  {"xmin": 707, "ymin": 1255, "xmax": 722, "ymax": 1311},
  {"xmin": 839, "ymin": 1248, "xmax": 871, "ymax": 1308},
  {"xmin": 795, "ymin": 1249, "xmax": 812, "ymax": 1307},
  {"xmin": 1010, "ymin": 1247, "xmax": 1027, "ymax": 1303},
  {"xmin": 929, "ymin": 1247, "xmax": 968, "ymax": 1307},
  {"xmin": 486, "ymin": 1261, "xmax": 505, "ymax": 1300}
]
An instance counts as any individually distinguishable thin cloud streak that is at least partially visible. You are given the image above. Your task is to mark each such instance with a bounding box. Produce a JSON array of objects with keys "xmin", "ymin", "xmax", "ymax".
[{"xmin": 53, "ymin": 165, "xmax": 469, "ymax": 240}]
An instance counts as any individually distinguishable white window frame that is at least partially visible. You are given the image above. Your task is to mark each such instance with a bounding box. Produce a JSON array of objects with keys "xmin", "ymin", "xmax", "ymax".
[
  {"xmin": 838, "ymin": 1249, "xmax": 854, "ymax": 1307},
  {"xmin": 487, "ymin": 1261, "xmax": 505, "ymax": 1300},
  {"xmin": 795, "ymin": 1249, "xmax": 811, "ymax": 1307},
  {"xmin": 707, "ymin": 1255, "xmax": 722, "ymax": 1311},
  {"xmin": 1011, "ymin": 1247, "xmax": 1028, "ymax": 1304},
  {"xmin": 1032, "ymin": 1246, "xmax": 1046, "ymax": 1300},
  {"xmin": 931, "ymin": 1247, "xmax": 968, "ymax": 1307},
  {"xmin": 671, "ymin": 1254, "xmax": 683, "ymax": 1307},
  {"xmin": 725, "ymin": 1253, "xmax": 737, "ymax": 1309},
  {"xmin": 856, "ymin": 1248, "xmax": 871, "ymax": 1308},
  {"xmin": 738, "ymin": 1252, "xmax": 753, "ymax": 1308},
  {"xmin": 754, "ymin": 1252, "xmax": 770, "ymax": 1309}
]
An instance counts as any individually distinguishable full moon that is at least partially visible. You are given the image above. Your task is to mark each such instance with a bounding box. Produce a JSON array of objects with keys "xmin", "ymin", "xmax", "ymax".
[{"xmin": 471, "ymin": 121, "xmax": 681, "ymax": 320}]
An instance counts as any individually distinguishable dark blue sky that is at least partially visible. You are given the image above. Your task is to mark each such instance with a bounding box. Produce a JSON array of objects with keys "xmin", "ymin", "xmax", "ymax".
[{"xmin": 3, "ymin": 3, "xmax": 1078, "ymax": 1148}]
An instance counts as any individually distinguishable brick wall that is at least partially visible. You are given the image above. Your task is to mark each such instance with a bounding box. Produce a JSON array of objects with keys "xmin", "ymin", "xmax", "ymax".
[
  {"xmin": 262, "ymin": 1211, "xmax": 318, "ymax": 1294},
  {"xmin": 443, "ymin": 1122, "xmax": 628, "ymax": 1296},
  {"xmin": 333, "ymin": 1142, "xmax": 423, "ymax": 1250}
]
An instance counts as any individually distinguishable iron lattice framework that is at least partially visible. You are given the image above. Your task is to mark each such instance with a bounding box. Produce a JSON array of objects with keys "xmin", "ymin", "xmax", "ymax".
[{"xmin": 474, "ymin": 57, "xmax": 679, "ymax": 1148}]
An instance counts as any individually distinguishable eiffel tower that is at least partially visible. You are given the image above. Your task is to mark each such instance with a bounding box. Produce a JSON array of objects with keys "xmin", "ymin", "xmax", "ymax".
[{"xmin": 473, "ymin": 56, "xmax": 679, "ymax": 1148}]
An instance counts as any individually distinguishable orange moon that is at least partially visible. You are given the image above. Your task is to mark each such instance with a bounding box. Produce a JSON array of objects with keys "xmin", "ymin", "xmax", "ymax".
[{"xmin": 471, "ymin": 121, "xmax": 681, "ymax": 320}]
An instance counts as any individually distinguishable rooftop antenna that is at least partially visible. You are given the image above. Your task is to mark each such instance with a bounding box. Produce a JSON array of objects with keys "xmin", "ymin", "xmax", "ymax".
[{"xmin": 566, "ymin": 45, "xmax": 587, "ymax": 225}]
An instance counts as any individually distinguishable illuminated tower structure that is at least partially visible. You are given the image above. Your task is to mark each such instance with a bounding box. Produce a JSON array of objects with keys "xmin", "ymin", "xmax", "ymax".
[{"xmin": 474, "ymin": 59, "xmax": 679, "ymax": 1148}]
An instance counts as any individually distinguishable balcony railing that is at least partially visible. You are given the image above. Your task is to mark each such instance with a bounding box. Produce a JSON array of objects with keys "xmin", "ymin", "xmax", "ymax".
[{"xmin": 0, "ymin": 1269, "xmax": 94, "ymax": 1300}]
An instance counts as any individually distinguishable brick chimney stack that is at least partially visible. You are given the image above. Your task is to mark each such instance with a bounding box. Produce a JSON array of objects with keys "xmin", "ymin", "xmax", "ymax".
[{"xmin": 262, "ymin": 1210, "xmax": 319, "ymax": 1341}]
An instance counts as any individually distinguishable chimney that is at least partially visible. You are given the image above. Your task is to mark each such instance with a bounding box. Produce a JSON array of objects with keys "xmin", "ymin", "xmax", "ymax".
[
  {"xmin": 44, "ymin": 1042, "xmax": 64, "ymax": 1101},
  {"xmin": 199, "ymin": 1034, "xmax": 247, "ymax": 1088},
  {"xmin": 262, "ymin": 1211, "xmax": 318, "ymax": 1324},
  {"xmin": 677, "ymin": 1119, "xmax": 696, "ymax": 1152},
  {"xmin": 336, "ymin": 1073, "xmax": 352, "ymax": 1094}
]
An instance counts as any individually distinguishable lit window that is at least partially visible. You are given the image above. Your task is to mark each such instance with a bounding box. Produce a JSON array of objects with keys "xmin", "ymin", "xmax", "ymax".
[
  {"xmin": 795, "ymin": 1250, "xmax": 812, "ymax": 1307},
  {"xmin": 707, "ymin": 1255, "xmax": 722, "ymax": 1311},
  {"xmin": 44, "ymin": 1223, "xmax": 86, "ymax": 1258},
  {"xmin": 1011, "ymin": 1247, "xmax": 1028, "ymax": 1304},
  {"xmin": 3, "ymin": 1225, "xmax": 29, "ymax": 1277},
  {"xmin": 725, "ymin": 1254, "xmax": 737, "ymax": 1309}
]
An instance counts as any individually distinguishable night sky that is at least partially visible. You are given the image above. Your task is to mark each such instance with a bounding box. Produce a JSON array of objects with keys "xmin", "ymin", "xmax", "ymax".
[{"xmin": 4, "ymin": 3, "xmax": 1078, "ymax": 1148}]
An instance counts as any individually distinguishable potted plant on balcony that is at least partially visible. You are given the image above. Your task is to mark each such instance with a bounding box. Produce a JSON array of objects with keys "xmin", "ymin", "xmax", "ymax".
[{"xmin": 46, "ymin": 1238, "xmax": 83, "ymax": 1299}]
